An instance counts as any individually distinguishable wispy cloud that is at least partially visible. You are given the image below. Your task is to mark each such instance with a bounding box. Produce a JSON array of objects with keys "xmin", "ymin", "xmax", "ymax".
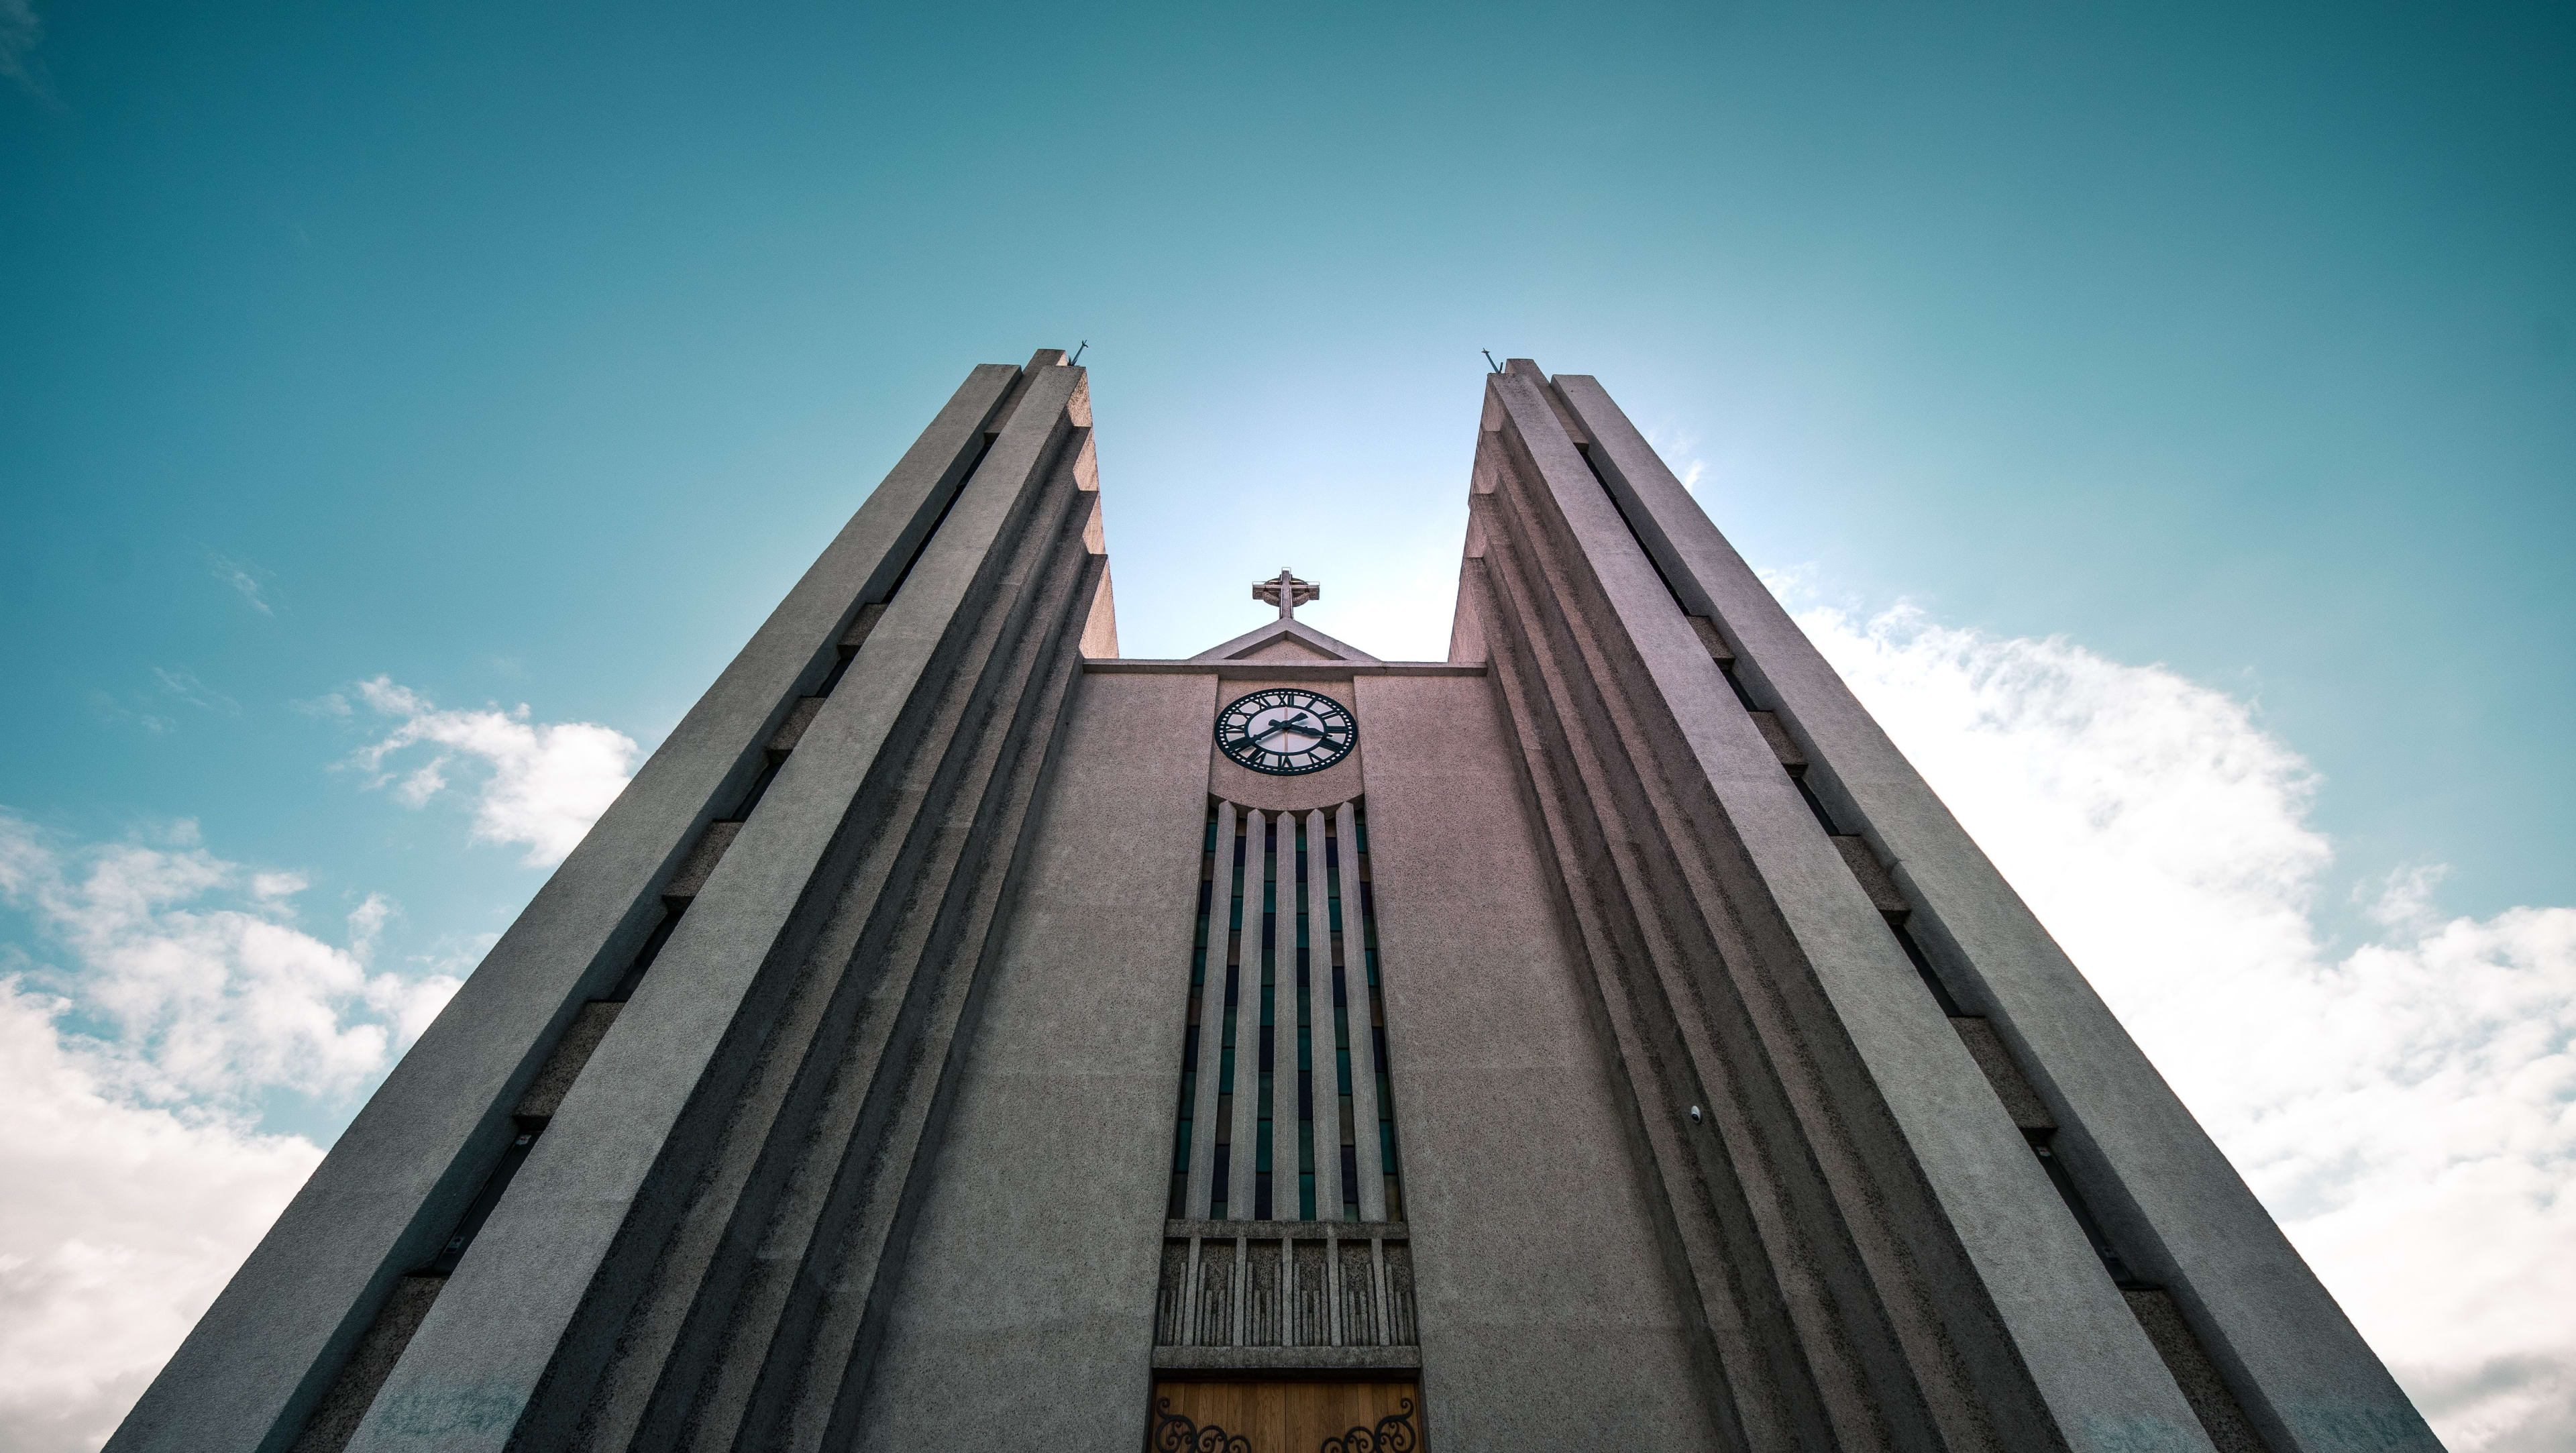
[
  {"xmin": 207, "ymin": 555, "xmax": 276, "ymax": 616},
  {"xmin": 151, "ymin": 667, "xmax": 239, "ymax": 717},
  {"xmin": 1797, "ymin": 600, "xmax": 2576, "ymax": 1453},
  {"xmin": 1648, "ymin": 426, "xmax": 1709, "ymax": 494},
  {"xmin": 351, "ymin": 677, "xmax": 639, "ymax": 867},
  {"xmin": 0, "ymin": 0, "xmax": 46, "ymax": 99}
]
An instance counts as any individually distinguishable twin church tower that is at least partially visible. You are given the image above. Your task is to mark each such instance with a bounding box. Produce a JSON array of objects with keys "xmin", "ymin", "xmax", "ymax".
[{"xmin": 111, "ymin": 353, "xmax": 2434, "ymax": 1452}]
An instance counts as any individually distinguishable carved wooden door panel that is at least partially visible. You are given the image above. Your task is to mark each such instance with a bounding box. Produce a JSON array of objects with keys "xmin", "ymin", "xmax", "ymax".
[{"xmin": 1146, "ymin": 1380, "xmax": 1421, "ymax": 1453}]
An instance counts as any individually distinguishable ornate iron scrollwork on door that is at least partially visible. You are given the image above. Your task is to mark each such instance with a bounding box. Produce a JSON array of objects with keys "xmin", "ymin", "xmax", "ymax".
[
  {"xmin": 1152, "ymin": 1397, "xmax": 1252, "ymax": 1453},
  {"xmin": 1319, "ymin": 1397, "xmax": 1417, "ymax": 1453}
]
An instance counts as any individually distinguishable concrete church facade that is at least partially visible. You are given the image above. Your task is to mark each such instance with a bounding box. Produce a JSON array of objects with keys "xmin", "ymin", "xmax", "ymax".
[{"xmin": 110, "ymin": 352, "xmax": 2437, "ymax": 1453}]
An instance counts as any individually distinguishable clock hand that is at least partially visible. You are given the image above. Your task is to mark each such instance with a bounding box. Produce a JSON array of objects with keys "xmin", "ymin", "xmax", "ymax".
[{"xmin": 1249, "ymin": 718, "xmax": 1322, "ymax": 745}]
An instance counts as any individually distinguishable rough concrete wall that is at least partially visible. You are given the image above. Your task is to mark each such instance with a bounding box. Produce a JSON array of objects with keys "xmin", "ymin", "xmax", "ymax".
[
  {"xmin": 1470, "ymin": 359, "xmax": 2216, "ymax": 1453},
  {"xmin": 1356, "ymin": 672, "xmax": 1730, "ymax": 1452},
  {"xmin": 850, "ymin": 669, "xmax": 1218, "ymax": 1450},
  {"xmin": 104, "ymin": 360, "xmax": 1029, "ymax": 1453},
  {"xmin": 1548, "ymin": 366, "xmax": 2438, "ymax": 1453}
]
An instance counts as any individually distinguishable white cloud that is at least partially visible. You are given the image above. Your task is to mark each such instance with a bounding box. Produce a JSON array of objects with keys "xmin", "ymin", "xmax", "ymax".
[
  {"xmin": 1796, "ymin": 600, "xmax": 2576, "ymax": 1453},
  {"xmin": 0, "ymin": 816, "xmax": 461, "ymax": 1452},
  {"xmin": 207, "ymin": 555, "xmax": 275, "ymax": 616},
  {"xmin": 0, "ymin": 816, "xmax": 460, "ymax": 1109},
  {"xmin": 351, "ymin": 677, "xmax": 639, "ymax": 867},
  {"xmin": 0, "ymin": 978, "xmax": 323, "ymax": 1453}
]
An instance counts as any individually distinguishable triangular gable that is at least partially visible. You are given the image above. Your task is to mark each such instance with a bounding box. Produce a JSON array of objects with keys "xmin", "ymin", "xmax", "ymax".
[{"xmin": 1188, "ymin": 617, "xmax": 1382, "ymax": 665}]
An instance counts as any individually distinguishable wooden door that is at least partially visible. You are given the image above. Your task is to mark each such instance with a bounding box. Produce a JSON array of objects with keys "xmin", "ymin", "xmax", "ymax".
[{"xmin": 1146, "ymin": 1379, "xmax": 1421, "ymax": 1452}]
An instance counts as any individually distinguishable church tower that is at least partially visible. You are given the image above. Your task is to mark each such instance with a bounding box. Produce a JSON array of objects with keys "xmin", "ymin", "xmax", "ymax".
[{"xmin": 108, "ymin": 352, "xmax": 2436, "ymax": 1453}]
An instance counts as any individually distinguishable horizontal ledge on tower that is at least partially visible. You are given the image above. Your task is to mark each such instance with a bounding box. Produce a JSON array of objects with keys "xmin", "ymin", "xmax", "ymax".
[
  {"xmin": 1084, "ymin": 661, "xmax": 1485, "ymax": 678},
  {"xmin": 1152, "ymin": 1346, "xmax": 1424, "ymax": 1373},
  {"xmin": 1166, "ymin": 1218, "xmax": 1407, "ymax": 1241}
]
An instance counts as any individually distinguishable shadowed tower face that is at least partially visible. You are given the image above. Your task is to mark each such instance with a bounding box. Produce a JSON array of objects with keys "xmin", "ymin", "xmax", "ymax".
[{"xmin": 109, "ymin": 354, "xmax": 2439, "ymax": 1453}]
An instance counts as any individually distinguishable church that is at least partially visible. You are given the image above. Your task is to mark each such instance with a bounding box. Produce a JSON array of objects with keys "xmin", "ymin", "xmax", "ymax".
[{"xmin": 108, "ymin": 352, "xmax": 2437, "ymax": 1453}]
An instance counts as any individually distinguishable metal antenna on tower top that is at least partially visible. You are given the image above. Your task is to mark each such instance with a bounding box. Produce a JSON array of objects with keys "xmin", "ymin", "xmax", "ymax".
[
  {"xmin": 1482, "ymin": 349, "xmax": 1503, "ymax": 374},
  {"xmin": 1069, "ymin": 341, "xmax": 1088, "ymax": 366}
]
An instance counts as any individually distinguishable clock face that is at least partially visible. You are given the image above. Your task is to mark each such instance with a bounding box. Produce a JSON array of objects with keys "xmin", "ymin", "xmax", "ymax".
[{"xmin": 1215, "ymin": 688, "xmax": 1356, "ymax": 775}]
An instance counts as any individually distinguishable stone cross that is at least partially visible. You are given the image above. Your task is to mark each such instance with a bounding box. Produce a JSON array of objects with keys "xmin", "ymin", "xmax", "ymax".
[{"xmin": 1253, "ymin": 568, "xmax": 1320, "ymax": 620}]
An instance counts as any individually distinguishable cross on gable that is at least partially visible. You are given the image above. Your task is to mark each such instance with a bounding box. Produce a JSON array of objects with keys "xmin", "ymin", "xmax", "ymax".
[{"xmin": 1253, "ymin": 568, "xmax": 1320, "ymax": 620}]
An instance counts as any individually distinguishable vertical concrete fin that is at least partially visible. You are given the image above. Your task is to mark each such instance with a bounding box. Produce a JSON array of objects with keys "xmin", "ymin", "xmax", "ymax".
[
  {"xmin": 102, "ymin": 360, "xmax": 1024, "ymax": 1453},
  {"xmin": 1477, "ymin": 364, "xmax": 2219, "ymax": 1453},
  {"xmin": 1548, "ymin": 370, "xmax": 2436, "ymax": 1453}
]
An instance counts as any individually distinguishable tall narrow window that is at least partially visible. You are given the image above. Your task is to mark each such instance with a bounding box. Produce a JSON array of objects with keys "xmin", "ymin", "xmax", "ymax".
[
  {"xmin": 1213, "ymin": 811, "xmax": 1248, "ymax": 1218},
  {"xmin": 1294, "ymin": 814, "xmax": 1318, "ymax": 1220},
  {"xmin": 1354, "ymin": 804, "xmax": 1404, "ymax": 1222},
  {"xmin": 1325, "ymin": 812, "xmax": 1360, "ymax": 1220},
  {"xmin": 1168, "ymin": 805, "xmax": 1221, "ymax": 1218},
  {"xmin": 1255, "ymin": 816, "xmax": 1279, "ymax": 1220},
  {"xmin": 1165, "ymin": 797, "xmax": 1404, "ymax": 1228}
]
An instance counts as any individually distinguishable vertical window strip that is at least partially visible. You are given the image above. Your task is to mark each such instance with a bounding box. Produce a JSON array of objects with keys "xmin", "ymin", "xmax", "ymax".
[
  {"xmin": 1325, "ymin": 814, "xmax": 1361, "ymax": 1220},
  {"xmin": 1354, "ymin": 804, "xmax": 1404, "ymax": 1222},
  {"xmin": 1295, "ymin": 813, "xmax": 1318, "ymax": 1220},
  {"xmin": 1167, "ymin": 801, "xmax": 1220, "ymax": 1218},
  {"xmin": 1213, "ymin": 811, "xmax": 1248, "ymax": 1218},
  {"xmin": 1255, "ymin": 815, "xmax": 1279, "ymax": 1220}
]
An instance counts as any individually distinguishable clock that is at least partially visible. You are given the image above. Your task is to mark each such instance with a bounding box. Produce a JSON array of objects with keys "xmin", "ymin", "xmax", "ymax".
[{"xmin": 1216, "ymin": 688, "xmax": 1356, "ymax": 775}]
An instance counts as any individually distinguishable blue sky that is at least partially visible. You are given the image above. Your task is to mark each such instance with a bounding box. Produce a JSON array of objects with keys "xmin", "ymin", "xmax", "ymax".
[{"xmin": 2, "ymin": 3, "xmax": 2572, "ymax": 1449}]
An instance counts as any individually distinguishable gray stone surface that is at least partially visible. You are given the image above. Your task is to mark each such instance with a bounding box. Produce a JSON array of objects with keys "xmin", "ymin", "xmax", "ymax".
[
  {"xmin": 105, "ymin": 360, "xmax": 1024, "ymax": 1453},
  {"xmin": 1481, "ymin": 359, "xmax": 2210, "ymax": 1451},
  {"xmin": 1831, "ymin": 835, "xmax": 1911, "ymax": 917},
  {"xmin": 2129, "ymin": 1289, "xmax": 2271, "ymax": 1453},
  {"xmin": 1356, "ymin": 671, "xmax": 1731, "ymax": 1452},
  {"xmin": 339, "ymin": 358, "xmax": 1100, "ymax": 1453},
  {"xmin": 286, "ymin": 1276, "xmax": 445, "ymax": 1453},
  {"xmin": 510, "ymin": 1002, "xmax": 623, "ymax": 1122},
  {"xmin": 1555, "ymin": 366, "xmax": 2440, "ymax": 1453},
  {"xmin": 849, "ymin": 669, "xmax": 1217, "ymax": 1450},
  {"xmin": 1951, "ymin": 1017, "xmax": 2057, "ymax": 1132}
]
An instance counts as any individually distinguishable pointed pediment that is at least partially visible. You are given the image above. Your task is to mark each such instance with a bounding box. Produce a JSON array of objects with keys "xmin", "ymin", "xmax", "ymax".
[{"xmin": 1189, "ymin": 617, "xmax": 1382, "ymax": 665}]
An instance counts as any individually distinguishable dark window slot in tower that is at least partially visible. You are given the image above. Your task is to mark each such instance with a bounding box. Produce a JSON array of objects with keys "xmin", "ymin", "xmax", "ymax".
[
  {"xmin": 284, "ymin": 1273, "xmax": 447, "ymax": 1453},
  {"xmin": 665, "ymin": 822, "xmax": 743, "ymax": 900},
  {"xmin": 814, "ymin": 602, "xmax": 892, "ymax": 696},
  {"xmin": 2027, "ymin": 1130, "xmax": 2145, "ymax": 1289},
  {"xmin": 814, "ymin": 650, "xmax": 857, "ymax": 698},
  {"xmin": 2123, "ymin": 1287, "xmax": 2274, "ymax": 1453},
  {"xmin": 1792, "ymin": 775, "xmax": 1840, "ymax": 835},
  {"xmin": 606, "ymin": 899, "xmax": 689, "ymax": 1002},
  {"xmin": 1891, "ymin": 919, "xmax": 1966, "ymax": 1016},
  {"xmin": 512, "ymin": 1001, "xmax": 625, "ymax": 1122},
  {"xmin": 878, "ymin": 425, "xmax": 998, "ymax": 605},
  {"xmin": 1686, "ymin": 614, "xmax": 1736, "ymax": 667},
  {"xmin": 1748, "ymin": 710, "xmax": 1808, "ymax": 773},
  {"xmin": 1567, "ymin": 425, "xmax": 1689, "ymax": 614},
  {"xmin": 1831, "ymin": 836, "xmax": 1912, "ymax": 919},
  {"xmin": 767, "ymin": 695, "xmax": 827, "ymax": 754},
  {"xmin": 727, "ymin": 751, "xmax": 788, "ymax": 822},
  {"xmin": 1951, "ymin": 1017, "xmax": 2055, "ymax": 1131},
  {"xmin": 423, "ymin": 1122, "xmax": 546, "ymax": 1276},
  {"xmin": 1719, "ymin": 661, "xmax": 1761, "ymax": 712}
]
